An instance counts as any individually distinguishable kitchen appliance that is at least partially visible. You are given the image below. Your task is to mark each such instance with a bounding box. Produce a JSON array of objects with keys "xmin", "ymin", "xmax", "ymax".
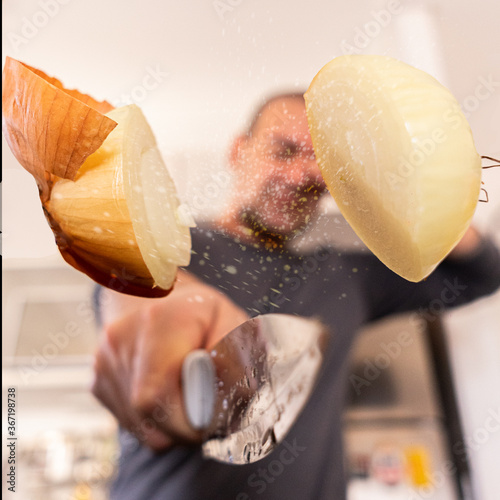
[
  {"xmin": 344, "ymin": 312, "xmax": 472, "ymax": 500},
  {"xmin": 2, "ymin": 263, "xmax": 119, "ymax": 500}
]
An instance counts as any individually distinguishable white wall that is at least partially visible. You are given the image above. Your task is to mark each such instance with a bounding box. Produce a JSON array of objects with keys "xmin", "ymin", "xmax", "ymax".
[
  {"xmin": 2, "ymin": 0, "xmax": 500, "ymax": 497},
  {"xmin": 3, "ymin": 0, "xmax": 499, "ymax": 251}
]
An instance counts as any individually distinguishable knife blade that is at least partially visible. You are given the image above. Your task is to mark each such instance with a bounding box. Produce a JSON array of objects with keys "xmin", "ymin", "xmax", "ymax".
[{"xmin": 181, "ymin": 313, "xmax": 329, "ymax": 464}]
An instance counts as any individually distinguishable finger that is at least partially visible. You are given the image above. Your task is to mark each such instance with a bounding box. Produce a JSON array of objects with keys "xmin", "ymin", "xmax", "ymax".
[
  {"xmin": 92, "ymin": 316, "xmax": 175, "ymax": 449},
  {"xmin": 204, "ymin": 293, "xmax": 250, "ymax": 349},
  {"xmin": 92, "ymin": 335, "xmax": 143, "ymax": 435},
  {"xmin": 131, "ymin": 309, "xmax": 204, "ymax": 443}
]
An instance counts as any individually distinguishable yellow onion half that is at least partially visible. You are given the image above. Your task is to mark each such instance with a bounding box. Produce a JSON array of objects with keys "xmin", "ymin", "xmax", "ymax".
[
  {"xmin": 305, "ymin": 55, "xmax": 482, "ymax": 282},
  {"xmin": 2, "ymin": 57, "xmax": 193, "ymax": 297}
]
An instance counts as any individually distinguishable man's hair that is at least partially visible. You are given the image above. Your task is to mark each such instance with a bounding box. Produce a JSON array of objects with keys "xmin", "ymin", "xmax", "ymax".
[{"xmin": 246, "ymin": 91, "xmax": 306, "ymax": 137}]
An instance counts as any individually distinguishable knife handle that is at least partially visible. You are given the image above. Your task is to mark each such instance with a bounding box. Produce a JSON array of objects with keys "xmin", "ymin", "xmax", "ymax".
[{"xmin": 182, "ymin": 349, "xmax": 216, "ymax": 431}]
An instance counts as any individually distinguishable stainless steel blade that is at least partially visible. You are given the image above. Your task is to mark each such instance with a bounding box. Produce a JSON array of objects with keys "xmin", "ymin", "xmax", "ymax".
[{"xmin": 182, "ymin": 314, "xmax": 329, "ymax": 464}]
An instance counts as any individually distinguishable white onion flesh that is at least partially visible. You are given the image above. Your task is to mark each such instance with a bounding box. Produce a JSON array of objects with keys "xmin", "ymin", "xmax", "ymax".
[
  {"xmin": 110, "ymin": 105, "xmax": 193, "ymax": 289},
  {"xmin": 305, "ymin": 55, "xmax": 482, "ymax": 282}
]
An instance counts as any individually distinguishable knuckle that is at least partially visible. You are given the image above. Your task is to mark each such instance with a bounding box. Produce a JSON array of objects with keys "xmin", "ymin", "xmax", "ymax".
[
  {"xmin": 90, "ymin": 363, "xmax": 103, "ymax": 399},
  {"xmin": 142, "ymin": 301, "xmax": 167, "ymax": 331},
  {"xmin": 102, "ymin": 322, "xmax": 121, "ymax": 350},
  {"xmin": 91, "ymin": 344, "xmax": 109, "ymax": 383},
  {"xmin": 90, "ymin": 350, "xmax": 111, "ymax": 402},
  {"xmin": 89, "ymin": 376, "xmax": 101, "ymax": 400},
  {"xmin": 91, "ymin": 351, "xmax": 103, "ymax": 378},
  {"xmin": 147, "ymin": 434, "xmax": 172, "ymax": 452},
  {"xmin": 130, "ymin": 386, "xmax": 158, "ymax": 417}
]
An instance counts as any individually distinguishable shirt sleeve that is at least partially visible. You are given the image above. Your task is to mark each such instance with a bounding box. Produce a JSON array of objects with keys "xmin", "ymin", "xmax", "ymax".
[{"xmin": 362, "ymin": 236, "xmax": 500, "ymax": 322}]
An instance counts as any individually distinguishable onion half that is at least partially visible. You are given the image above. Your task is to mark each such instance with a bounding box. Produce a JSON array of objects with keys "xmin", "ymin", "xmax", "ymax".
[
  {"xmin": 2, "ymin": 58, "xmax": 193, "ymax": 297},
  {"xmin": 305, "ymin": 55, "xmax": 482, "ymax": 282}
]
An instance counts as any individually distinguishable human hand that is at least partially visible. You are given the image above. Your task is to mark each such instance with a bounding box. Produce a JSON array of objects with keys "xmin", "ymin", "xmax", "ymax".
[
  {"xmin": 91, "ymin": 273, "xmax": 249, "ymax": 451},
  {"xmin": 449, "ymin": 225, "xmax": 482, "ymax": 258}
]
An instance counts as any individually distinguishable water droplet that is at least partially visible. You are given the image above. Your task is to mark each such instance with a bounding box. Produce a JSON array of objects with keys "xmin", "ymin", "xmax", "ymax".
[{"xmin": 225, "ymin": 265, "xmax": 237, "ymax": 275}]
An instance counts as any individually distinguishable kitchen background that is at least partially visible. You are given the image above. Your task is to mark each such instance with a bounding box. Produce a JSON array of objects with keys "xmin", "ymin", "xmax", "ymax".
[{"xmin": 2, "ymin": 0, "xmax": 499, "ymax": 499}]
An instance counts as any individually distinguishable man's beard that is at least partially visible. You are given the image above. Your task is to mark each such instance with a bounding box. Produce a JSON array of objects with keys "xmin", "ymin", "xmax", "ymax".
[{"xmin": 239, "ymin": 210, "xmax": 306, "ymax": 247}]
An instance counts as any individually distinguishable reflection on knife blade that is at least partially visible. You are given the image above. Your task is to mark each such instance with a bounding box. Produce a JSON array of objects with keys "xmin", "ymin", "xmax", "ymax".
[{"xmin": 182, "ymin": 314, "xmax": 329, "ymax": 464}]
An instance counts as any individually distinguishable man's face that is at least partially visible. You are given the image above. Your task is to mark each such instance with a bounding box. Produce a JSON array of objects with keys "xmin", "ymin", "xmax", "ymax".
[{"xmin": 232, "ymin": 97, "xmax": 327, "ymax": 240}]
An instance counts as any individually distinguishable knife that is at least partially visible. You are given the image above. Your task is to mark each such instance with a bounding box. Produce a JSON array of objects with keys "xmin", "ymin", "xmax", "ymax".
[{"xmin": 181, "ymin": 313, "xmax": 329, "ymax": 464}]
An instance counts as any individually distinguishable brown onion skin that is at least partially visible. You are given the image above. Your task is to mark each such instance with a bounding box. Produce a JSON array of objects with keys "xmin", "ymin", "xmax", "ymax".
[
  {"xmin": 43, "ymin": 204, "xmax": 171, "ymax": 298},
  {"xmin": 3, "ymin": 57, "xmax": 175, "ymax": 298}
]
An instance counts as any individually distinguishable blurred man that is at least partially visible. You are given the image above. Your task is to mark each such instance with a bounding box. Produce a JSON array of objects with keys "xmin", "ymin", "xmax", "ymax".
[{"xmin": 92, "ymin": 92, "xmax": 500, "ymax": 500}]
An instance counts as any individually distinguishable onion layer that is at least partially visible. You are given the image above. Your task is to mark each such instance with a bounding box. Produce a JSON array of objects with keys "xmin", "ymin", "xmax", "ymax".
[{"xmin": 2, "ymin": 56, "xmax": 117, "ymax": 202}]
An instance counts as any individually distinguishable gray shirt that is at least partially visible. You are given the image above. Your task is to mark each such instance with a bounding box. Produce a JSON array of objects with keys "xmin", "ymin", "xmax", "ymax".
[{"xmin": 106, "ymin": 227, "xmax": 500, "ymax": 500}]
